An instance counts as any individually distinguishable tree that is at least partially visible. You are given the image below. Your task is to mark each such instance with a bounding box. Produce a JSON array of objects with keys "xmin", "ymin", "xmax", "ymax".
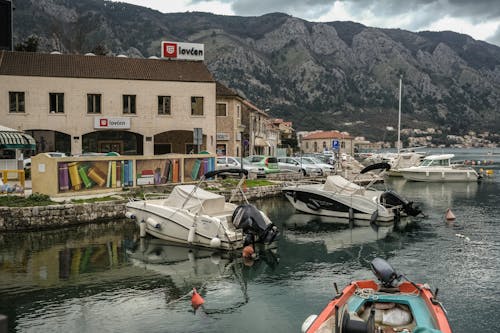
[{"xmin": 14, "ymin": 35, "xmax": 39, "ymax": 52}]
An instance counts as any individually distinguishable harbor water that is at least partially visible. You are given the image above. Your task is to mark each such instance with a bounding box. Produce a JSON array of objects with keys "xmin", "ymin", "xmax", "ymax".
[{"xmin": 0, "ymin": 148, "xmax": 499, "ymax": 333}]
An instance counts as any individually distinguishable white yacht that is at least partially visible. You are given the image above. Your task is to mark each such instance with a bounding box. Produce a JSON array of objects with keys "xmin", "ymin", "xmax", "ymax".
[{"xmin": 398, "ymin": 154, "xmax": 480, "ymax": 182}]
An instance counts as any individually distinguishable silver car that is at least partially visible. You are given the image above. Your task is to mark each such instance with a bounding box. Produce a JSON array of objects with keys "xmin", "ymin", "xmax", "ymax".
[
  {"xmin": 300, "ymin": 157, "xmax": 336, "ymax": 175},
  {"xmin": 277, "ymin": 157, "xmax": 322, "ymax": 176},
  {"xmin": 216, "ymin": 156, "xmax": 265, "ymax": 177}
]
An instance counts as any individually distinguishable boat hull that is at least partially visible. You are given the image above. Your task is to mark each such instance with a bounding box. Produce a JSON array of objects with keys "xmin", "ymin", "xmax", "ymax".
[
  {"xmin": 126, "ymin": 200, "xmax": 244, "ymax": 250},
  {"xmin": 400, "ymin": 168, "xmax": 479, "ymax": 182},
  {"xmin": 282, "ymin": 185, "xmax": 395, "ymax": 226},
  {"xmin": 304, "ymin": 280, "xmax": 452, "ymax": 333}
]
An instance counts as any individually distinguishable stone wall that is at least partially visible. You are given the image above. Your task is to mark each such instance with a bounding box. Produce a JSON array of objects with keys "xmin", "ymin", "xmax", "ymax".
[{"xmin": 0, "ymin": 201, "xmax": 127, "ymax": 231}]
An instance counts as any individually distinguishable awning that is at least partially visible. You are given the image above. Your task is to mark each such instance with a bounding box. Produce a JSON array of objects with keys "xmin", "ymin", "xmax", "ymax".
[{"xmin": 0, "ymin": 126, "xmax": 36, "ymax": 149}]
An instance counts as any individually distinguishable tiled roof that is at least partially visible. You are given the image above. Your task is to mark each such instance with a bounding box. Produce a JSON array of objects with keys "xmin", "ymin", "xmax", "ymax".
[
  {"xmin": 216, "ymin": 81, "xmax": 241, "ymax": 97},
  {"xmin": 303, "ymin": 131, "xmax": 352, "ymax": 140},
  {"xmin": 0, "ymin": 51, "xmax": 214, "ymax": 82}
]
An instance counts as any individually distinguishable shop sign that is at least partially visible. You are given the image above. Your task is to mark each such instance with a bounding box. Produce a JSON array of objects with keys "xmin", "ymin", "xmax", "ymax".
[
  {"xmin": 161, "ymin": 41, "xmax": 204, "ymax": 61},
  {"xmin": 94, "ymin": 117, "xmax": 131, "ymax": 129},
  {"xmin": 216, "ymin": 132, "xmax": 230, "ymax": 140}
]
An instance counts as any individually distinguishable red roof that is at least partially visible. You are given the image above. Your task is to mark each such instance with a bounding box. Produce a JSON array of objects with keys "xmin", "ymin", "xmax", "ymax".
[{"xmin": 303, "ymin": 131, "xmax": 352, "ymax": 140}]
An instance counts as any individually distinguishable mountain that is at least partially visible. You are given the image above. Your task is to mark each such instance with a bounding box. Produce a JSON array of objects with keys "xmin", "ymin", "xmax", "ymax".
[{"xmin": 10, "ymin": 0, "xmax": 500, "ymax": 141}]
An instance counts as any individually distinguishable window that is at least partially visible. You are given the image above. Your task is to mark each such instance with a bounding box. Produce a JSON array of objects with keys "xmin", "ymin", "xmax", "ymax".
[
  {"xmin": 123, "ymin": 95, "xmax": 136, "ymax": 114},
  {"xmin": 236, "ymin": 104, "xmax": 241, "ymax": 118},
  {"xmin": 9, "ymin": 92, "xmax": 25, "ymax": 113},
  {"xmin": 87, "ymin": 94, "xmax": 101, "ymax": 114},
  {"xmin": 49, "ymin": 93, "xmax": 64, "ymax": 113},
  {"xmin": 216, "ymin": 103, "xmax": 227, "ymax": 116},
  {"xmin": 158, "ymin": 96, "xmax": 171, "ymax": 115},
  {"xmin": 191, "ymin": 96, "xmax": 203, "ymax": 116}
]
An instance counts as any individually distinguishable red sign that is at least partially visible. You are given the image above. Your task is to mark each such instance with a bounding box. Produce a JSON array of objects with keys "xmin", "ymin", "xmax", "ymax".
[
  {"xmin": 100, "ymin": 119, "xmax": 108, "ymax": 127},
  {"xmin": 162, "ymin": 42, "xmax": 177, "ymax": 58}
]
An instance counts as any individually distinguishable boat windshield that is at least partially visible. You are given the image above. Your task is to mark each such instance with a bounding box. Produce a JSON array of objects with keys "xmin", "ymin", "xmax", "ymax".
[{"xmin": 420, "ymin": 158, "xmax": 450, "ymax": 167}]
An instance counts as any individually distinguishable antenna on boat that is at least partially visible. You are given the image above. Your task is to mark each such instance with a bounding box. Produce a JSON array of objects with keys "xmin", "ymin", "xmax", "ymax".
[{"xmin": 397, "ymin": 75, "xmax": 402, "ymax": 155}]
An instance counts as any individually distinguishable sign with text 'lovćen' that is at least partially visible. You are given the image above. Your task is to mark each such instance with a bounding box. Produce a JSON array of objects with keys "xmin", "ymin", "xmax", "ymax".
[{"xmin": 161, "ymin": 41, "xmax": 204, "ymax": 61}]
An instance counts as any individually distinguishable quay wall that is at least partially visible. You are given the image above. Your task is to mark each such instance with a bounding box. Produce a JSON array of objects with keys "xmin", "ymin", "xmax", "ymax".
[{"xmin": 0, "ymin": 185, "xmax": 284, "ymax": 231}]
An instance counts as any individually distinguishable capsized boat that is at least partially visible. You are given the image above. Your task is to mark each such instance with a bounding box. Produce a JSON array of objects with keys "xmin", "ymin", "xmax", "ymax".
[
  {"xmin": 302, "ymin": 257, "xmax": 452, "ymax": 333},
  {"xmin": 399, "ymin": 154, "xmax": 480, "ymax": 182},
  {"xmin": 282, "ymin": 163, "xmax": 422, "ymax": 226},
  {"xmin": 125, "ymin": 169, "xmax": 279, "ymax": 250}
]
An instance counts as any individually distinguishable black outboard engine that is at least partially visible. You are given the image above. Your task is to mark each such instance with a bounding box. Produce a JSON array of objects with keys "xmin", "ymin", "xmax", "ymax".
[
  {"xmin": 232, "ymin": 204, "xmax": 279, "ymax": 246},
  {"xmin": 380, "ymin": 190, "xmax": 422, "ymax": 217},
  {"xmin": 370, "ymin": 258, "xmax": 401, "ymax": 288}
]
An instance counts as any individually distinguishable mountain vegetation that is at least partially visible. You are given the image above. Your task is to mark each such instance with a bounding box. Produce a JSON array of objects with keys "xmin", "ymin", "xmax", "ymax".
[{"xmin": 11, "ymin": 0, "xmax": 500, "ymax": 140}]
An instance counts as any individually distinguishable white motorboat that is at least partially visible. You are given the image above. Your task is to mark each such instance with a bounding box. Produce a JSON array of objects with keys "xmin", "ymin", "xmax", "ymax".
[
  {"xmin": 385, "ymin": 151, "xmax": 426, "ymax": 177},
  {"xmin": 398, "ymin": 154, "xmax": 480, "ymax": 182},
  {"xmin": 282, "ymin": 163, "xmax": 422, "ymax": 226},
  {"xmin": 126, "ymin": 169, "xmax": 279, "ymax": 250}
]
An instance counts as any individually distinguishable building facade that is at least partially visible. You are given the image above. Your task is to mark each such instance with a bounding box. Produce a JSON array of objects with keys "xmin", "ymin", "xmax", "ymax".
[
  {"xmin": 300, "ymin": 130, "xmax": 354, "ymax": 156},
  {"xmin": 0, "ymin": 51, "xmax": 216, "ymax": 156},
  {"xmin": 215, "ymin": 82, "xmax": 244, "ymax": 157}
]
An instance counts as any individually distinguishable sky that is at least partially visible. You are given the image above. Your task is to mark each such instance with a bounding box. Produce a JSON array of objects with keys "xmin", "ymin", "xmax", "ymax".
[{"xmin": 112, "ymin": 0, "xmax": 500, "ymax": 46}]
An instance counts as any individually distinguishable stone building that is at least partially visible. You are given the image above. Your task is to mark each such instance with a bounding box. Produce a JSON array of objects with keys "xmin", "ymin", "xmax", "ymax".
[{"xmin": 0, "ymin": 50, "xmax": 216, "ymax": 156}]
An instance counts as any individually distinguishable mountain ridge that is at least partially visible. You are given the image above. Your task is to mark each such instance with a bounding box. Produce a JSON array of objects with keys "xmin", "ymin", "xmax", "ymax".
[{"xmin": 11, "ymin": 0, "xmax": 500, "ymax": 141}]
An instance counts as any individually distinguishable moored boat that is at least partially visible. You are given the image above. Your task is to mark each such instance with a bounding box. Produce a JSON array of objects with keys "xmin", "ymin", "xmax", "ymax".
[
  {"xmin": 399, "ymin": 154, "xmax": 480, "ymax": 182},
  {"xmin": 282, "ymin": 163, "xmax": 422, "ymax": 226},
  {"xmin": 302, "ymin": 258, "xmax": 452, "ymax": 333},
  {"xmin": 125, "ymin": 169, "xmax": 279, "ymax": 250}
]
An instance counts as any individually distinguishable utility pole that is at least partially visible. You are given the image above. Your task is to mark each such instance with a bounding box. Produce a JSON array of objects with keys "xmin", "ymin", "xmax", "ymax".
[{"xmin": 397, "ymin": 75, "xmax": 402, "ymax": 154}]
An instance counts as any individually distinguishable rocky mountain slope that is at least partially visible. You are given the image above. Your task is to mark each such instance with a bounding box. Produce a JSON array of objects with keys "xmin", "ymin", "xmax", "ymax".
[{"xmin": 11, "ymin": 0, "xmax": 500, "ymax": 140}]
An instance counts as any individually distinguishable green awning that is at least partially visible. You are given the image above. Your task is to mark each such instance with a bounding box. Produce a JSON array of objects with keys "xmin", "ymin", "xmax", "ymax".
[{"xmin": 0, "ymin": 130, "xmax": 36, "ymax": 149}]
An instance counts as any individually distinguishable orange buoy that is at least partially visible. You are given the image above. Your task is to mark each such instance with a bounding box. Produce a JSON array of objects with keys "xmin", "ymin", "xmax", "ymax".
[
  {"xmin": 191, "ymin": 288, "xmax": 205, "ymax": 309},
  {"xmin": 242, "ymin": 245, "xmax": 255, "ymax": 258},
  {"xmin": 445, "ymin": 208, "xmax": 456, "ymax": 221}
]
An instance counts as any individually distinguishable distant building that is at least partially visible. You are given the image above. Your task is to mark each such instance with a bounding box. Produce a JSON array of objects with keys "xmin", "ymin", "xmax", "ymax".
[{"xmin": 300, "ymin": 130, "xmax": 354, "ymax": 156}]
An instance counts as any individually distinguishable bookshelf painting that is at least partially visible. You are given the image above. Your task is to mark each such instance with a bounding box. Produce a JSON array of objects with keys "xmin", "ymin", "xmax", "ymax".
[
  {"xmin": 135, "ymin": 159, "xmax": 180, "ymax": 186},
  {"xmin": 57, "ymin": 160, "xmax": 134, "ymax": 192}
]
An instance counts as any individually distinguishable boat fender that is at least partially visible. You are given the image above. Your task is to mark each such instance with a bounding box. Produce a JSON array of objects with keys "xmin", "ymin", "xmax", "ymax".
[
  {"xmin": 210, "ymin": 237, "xmax": 221, "ymax": 248},
  {"xmin": 139, "ymin": 220, "xmax": 146, "ymax": 237},
  {"xmin": 146, "ymin": 217, "xmax": 160, "ymax": 229},
  {"xmin": 125, "ymin": 211, "xmax": 136, "ymax": 219},
  {"xmin": 301, "ymin": 315, "xmax": 318, "ymax": 333},
  {"xmin": 188, "ymin": 226, "xmax": 196, "ymax": 244}
]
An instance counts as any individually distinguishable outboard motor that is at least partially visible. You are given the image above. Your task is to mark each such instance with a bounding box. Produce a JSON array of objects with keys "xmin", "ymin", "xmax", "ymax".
[
  {"xmin": 370, "ymin": 258, "xmax": 401, "ymax": 288},
  {"xmin": 380, "ymin": 190, "xmax": 422, "ymax": 217},
  {"xmin": 232, "ymin": 204, "xmax": 279, "ymax": 245}
]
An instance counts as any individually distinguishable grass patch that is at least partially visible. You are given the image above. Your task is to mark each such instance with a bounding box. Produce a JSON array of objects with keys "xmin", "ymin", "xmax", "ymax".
[
  {"xmin": 70, "ymin": 196, "xmax": 122, "ymax": 204},
  {"xmin": 220, "ymin": 179, "xmax": 274, "ymax": 188},
  {"xmin": 0, "ymin": 193, "xmax": 57, "ymax": 207}
]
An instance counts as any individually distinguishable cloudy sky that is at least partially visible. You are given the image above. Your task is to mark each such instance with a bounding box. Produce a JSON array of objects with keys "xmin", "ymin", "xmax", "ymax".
[{"xmin": 113, "ymin": 0, "xmax": 500, "ymax": 46}]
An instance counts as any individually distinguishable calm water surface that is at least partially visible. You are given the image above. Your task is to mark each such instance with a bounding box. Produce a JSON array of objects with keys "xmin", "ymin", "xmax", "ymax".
[{"xmin": 1, "ymin": 148, "xmax": 499, "ymax": 333}]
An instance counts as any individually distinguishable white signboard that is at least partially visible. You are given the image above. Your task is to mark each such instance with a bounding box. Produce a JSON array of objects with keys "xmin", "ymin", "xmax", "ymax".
[
  {"xmin": 216, "ymin": 133, "xmax": 230, "ymax": 140},
  {"xmin": 161, "ymin": 41, "xmax": 204, "ymax": 61},
  {"xmin": 94, "ymin": 117, "xmax": 131, "ymax": 129}
]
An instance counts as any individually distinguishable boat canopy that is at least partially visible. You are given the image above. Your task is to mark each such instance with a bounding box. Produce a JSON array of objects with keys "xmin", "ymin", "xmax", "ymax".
[
  {"xmin": 164, "ymin": 185, "xmax": 227, "ymax": 215},
  {"xmin": 323, "ymin": 175, "xmax": 363, "ymax": 194}
]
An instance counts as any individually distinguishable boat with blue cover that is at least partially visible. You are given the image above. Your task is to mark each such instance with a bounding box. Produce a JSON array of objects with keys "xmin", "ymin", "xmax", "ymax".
[{"xmin": 302, "ymin": 258, "xmax": 452, "ymax": 333}]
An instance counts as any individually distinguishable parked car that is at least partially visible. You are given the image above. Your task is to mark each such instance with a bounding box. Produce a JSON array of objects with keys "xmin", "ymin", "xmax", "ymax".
[
  {"xmin": 300, "ymin": 156, "xmax": 335, "ymax": 175},
  {"xmin": 216, "ymin": 156, "xmax": 266, "ymax": 178},
  {"xmin": 277, "ymin": 157, "xmax": 322, "ymax": 176},
  {"xmin": 244, "ymin": 155, "xmax": 280, "ymax": 174}
]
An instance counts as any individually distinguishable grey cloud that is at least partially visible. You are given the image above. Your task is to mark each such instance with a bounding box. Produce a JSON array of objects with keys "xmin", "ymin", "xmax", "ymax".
[{"xmin": 486, "ymin": 25, "xmax": 500, "ymax": 46}]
